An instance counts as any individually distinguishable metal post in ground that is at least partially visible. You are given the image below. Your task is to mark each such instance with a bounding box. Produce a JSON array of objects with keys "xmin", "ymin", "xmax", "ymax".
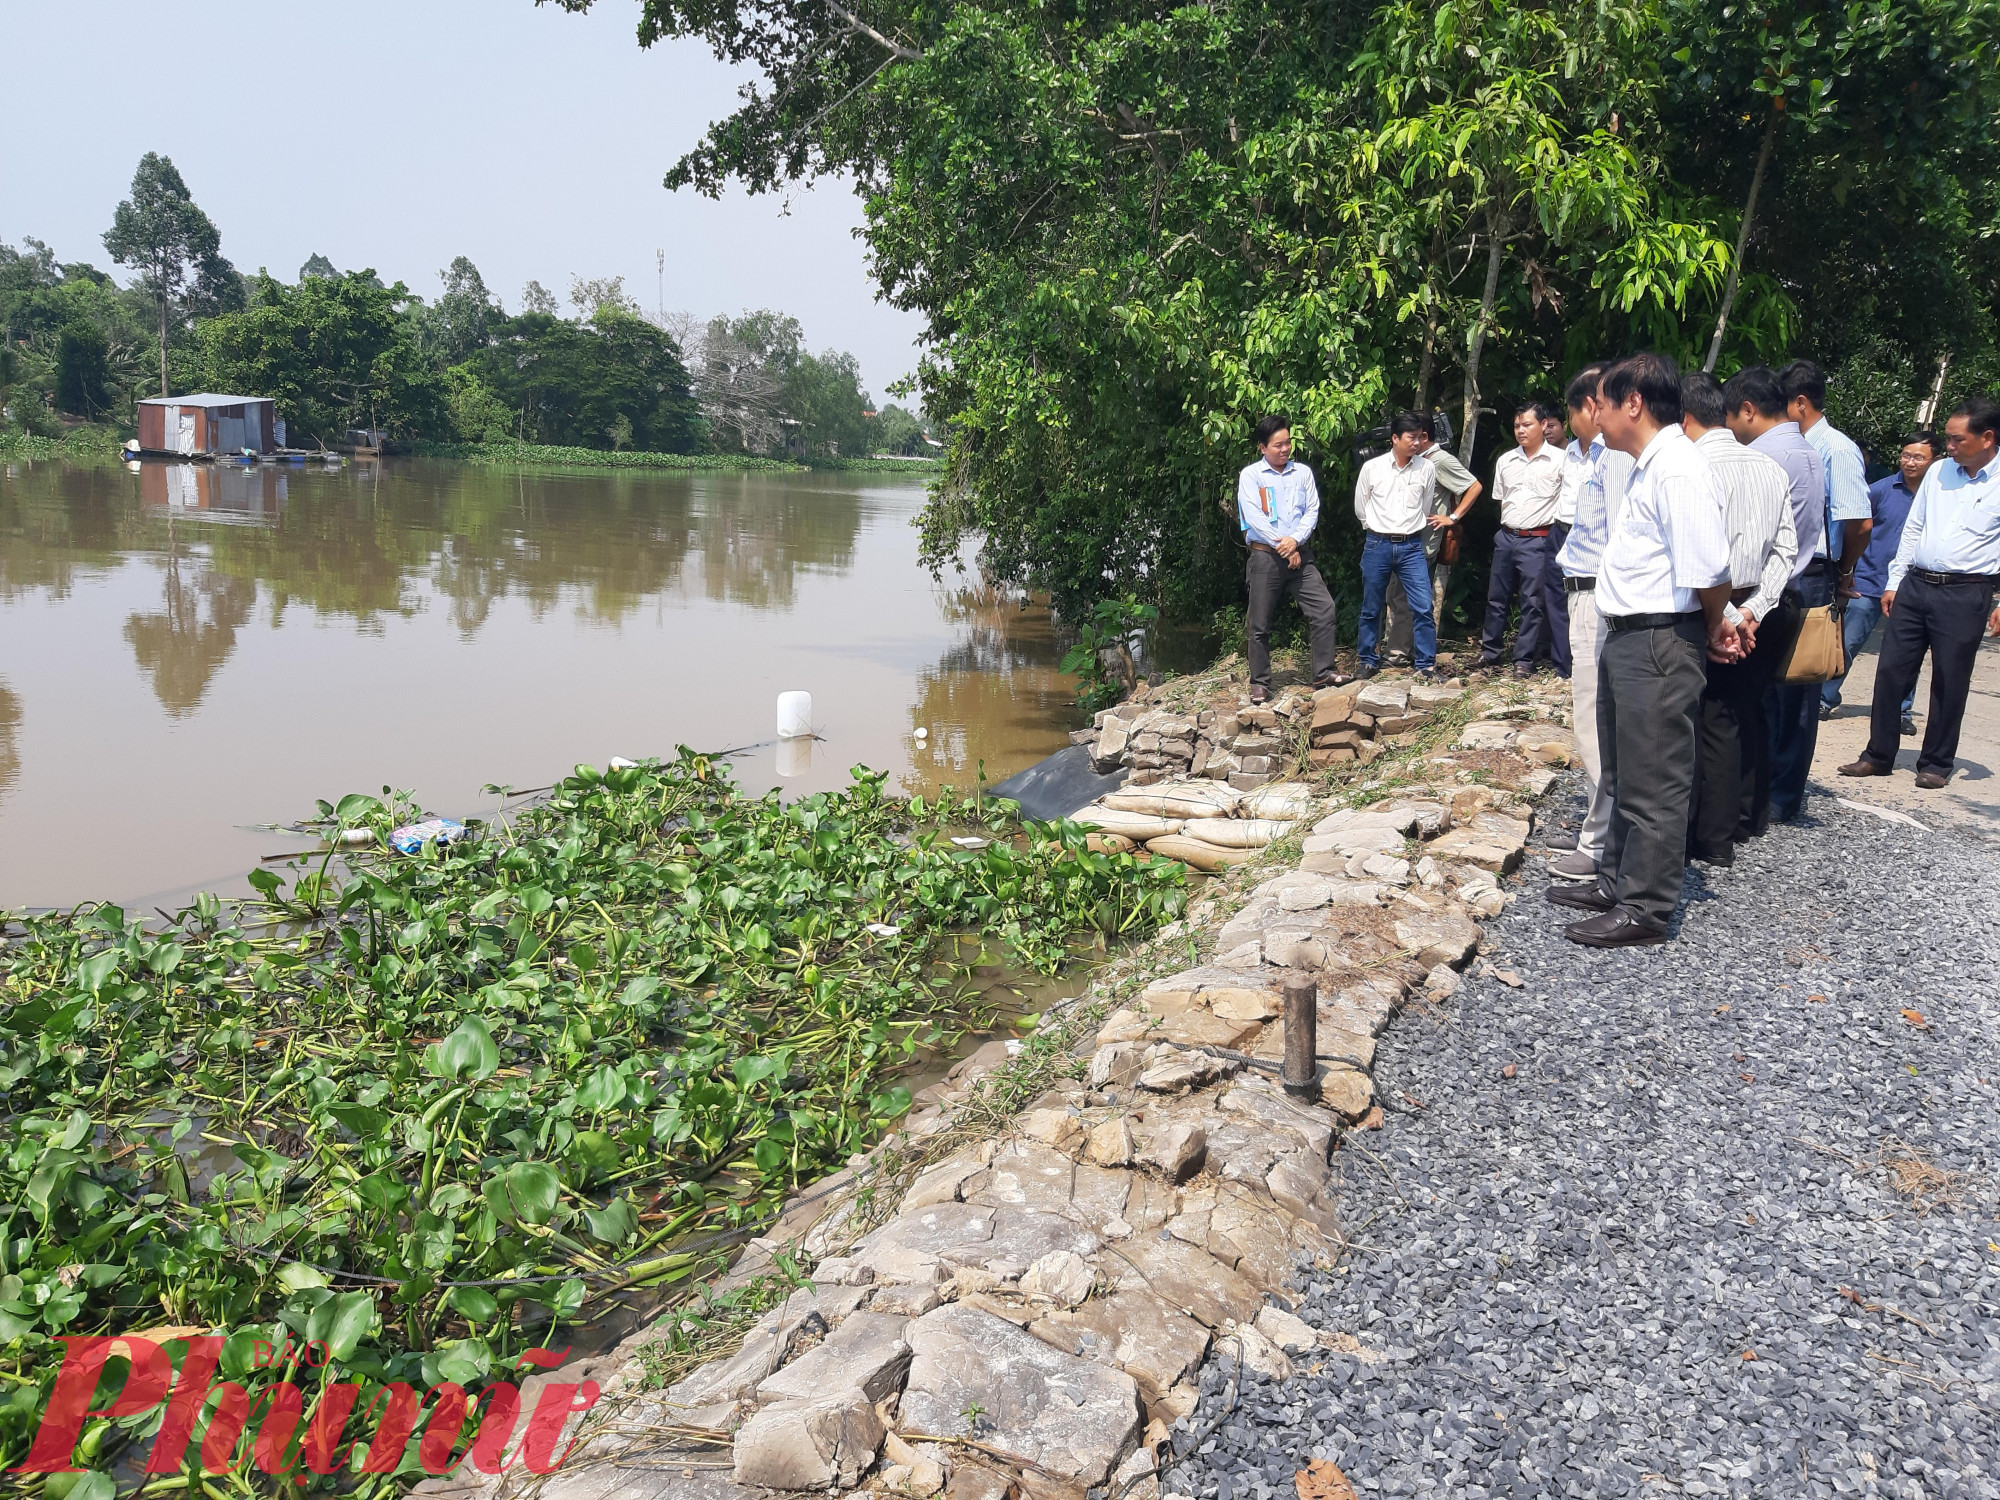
[{"xmin": 1281, "ymin": 972, "xmax": 1318, "ymax": 1101}]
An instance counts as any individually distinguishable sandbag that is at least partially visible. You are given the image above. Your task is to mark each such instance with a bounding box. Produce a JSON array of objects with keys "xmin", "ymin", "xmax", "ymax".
[
  {"xmin": 1176, "ymin": 817, "xmax": 1298, "ymax": 850},
  {"xmin": 1099, "ymin": 783, "xmax": 1240, "ymax": 819},
  {"xmin": 1084, "ymin": 831, "xmax": 1137, "ymax": 854},
  {"xmin": 1143, "ymin": 833, "xmax": 1257, "ymax": 870},
  {"xmin": 1243, "ymin": 784, "xmax": 1316, "ymax": 820},
  {"xmin": 1072, "ymin": 806, "xmax": 1186, "ymax": 840}
]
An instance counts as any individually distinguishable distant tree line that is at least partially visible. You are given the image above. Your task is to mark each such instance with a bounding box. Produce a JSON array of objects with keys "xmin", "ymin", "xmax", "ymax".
[{"xmin": 1, "ymin": 154, "xmax": 933, "ymax": 459}]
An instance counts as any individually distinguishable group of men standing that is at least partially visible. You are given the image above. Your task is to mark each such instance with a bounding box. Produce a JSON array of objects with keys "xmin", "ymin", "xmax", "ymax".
[{"xmin": 1238, "ymin": 356, "xmax": 2000, "ymax": 950}]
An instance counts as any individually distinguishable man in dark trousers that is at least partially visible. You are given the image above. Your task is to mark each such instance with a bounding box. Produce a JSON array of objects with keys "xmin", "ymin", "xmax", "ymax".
[
  {"xmin": 1548, "ymin": 354, "xmax": 1736, "ymax": 948},
  {"xmin": 1821, "ymin": 430, "xmax": 1935, "ymax": 732},
  {"xmin": 1839, "ymin": 396, "xmax": 2000, "ymax": 789},
  {"xmin": 1679, "ymin": 371, "xmax": 1796, "ymax": 865},
  {"xmin": 1477, "ymin": 402, "xmax": 1565, "ymax": 676},
  {"xmin": 1237, "ymin": 414, "xmax": 1340, "ymax": 703},
  {"xmin": 1721, "ymin": 364, "xmax": 1825, "ymax": 829}
]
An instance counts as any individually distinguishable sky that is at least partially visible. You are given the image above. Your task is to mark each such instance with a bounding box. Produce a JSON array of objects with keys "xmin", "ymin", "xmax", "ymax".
[{"xmin": 0, "ymin": 0, "xmax": 925, "ymax": 402}]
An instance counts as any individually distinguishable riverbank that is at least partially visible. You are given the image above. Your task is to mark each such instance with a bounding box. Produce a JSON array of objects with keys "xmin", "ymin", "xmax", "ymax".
[
  {"xmin": 0, "ymin": 756, "xmax": 1182, "ymax": 1488},
  {"xmin": 411, "ymin": 649, "xmax": 1581, "ymax": 1497}
]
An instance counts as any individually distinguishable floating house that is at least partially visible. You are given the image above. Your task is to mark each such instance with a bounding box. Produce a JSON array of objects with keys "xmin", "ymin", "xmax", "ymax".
[{"xmin": 137, "ymin": 395, "xmax": 280, "ymax": 457}]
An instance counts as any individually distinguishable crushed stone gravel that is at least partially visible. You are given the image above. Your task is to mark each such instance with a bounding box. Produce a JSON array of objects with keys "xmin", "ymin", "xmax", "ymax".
[{"xmin": 1167, "ymin": 783, "xmax": 2000, "ymax": 1500}]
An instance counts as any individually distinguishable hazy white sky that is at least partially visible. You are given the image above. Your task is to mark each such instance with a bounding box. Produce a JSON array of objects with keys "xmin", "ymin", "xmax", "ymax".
[{"xmin": 0, "ymin": 0, "xmax": 924, "ymax": 402}]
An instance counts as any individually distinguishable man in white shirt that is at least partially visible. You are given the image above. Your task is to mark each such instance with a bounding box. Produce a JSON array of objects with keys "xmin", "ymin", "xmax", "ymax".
[
  {"xmin": 1236, "ymin": 414, "xmax": 1340, "ymax": 703},
  {"xmin": 1383, "ymin": 419, "xmax": 1482, "ymax": 660},
  {"xmin": 1679, "ymin": 371, "xmax": 1798, "ymax": 866},
  {"xmin": 1346, "ymin": 411, "xmax": 1441, "ymax": 680},
  {"xmin": 1546, "ymin": 364, "xmax": 1634, "ymax": 884},
  {"xmin": 1548, "ymin": 354, "xmax": 1736, "ymax": 948},
  {"xmin": 1840, "ymin": 395, "xmax": 2000, "ymax": 788},
  {"xmin": 1477, "ymin": 401, "xmax": 1566, "ymax": 677}
]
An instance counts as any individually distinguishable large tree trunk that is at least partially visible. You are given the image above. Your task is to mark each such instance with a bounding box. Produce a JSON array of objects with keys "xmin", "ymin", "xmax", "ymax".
[
  {"xmin": 158, "ymin": 292, "xmax": 170, "ymax": 398},
  {"xmin": 1459, "ymin": 217, "xmax": 1506, "ymax": 464},
  {"xmin": 1702, "ymin": 113, "xmax": 1779, "ymax": 374}
]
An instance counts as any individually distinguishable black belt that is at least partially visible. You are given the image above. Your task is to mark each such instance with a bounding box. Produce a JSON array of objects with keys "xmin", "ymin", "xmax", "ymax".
[
  {"xmin": 1909, "ymin": 568, "xmax": 1999, "ymax": 587},
  {"xmin": 1365, "ymin": 529, "xmax": 1425, "ymax": 541},
  {"xmin": 1604, "ymin": 610, "xmax": 1701, "ymax": 632},
  {"xmin": 1563, "ymin": 576, "xmax": 1595, "ymax": 593}
]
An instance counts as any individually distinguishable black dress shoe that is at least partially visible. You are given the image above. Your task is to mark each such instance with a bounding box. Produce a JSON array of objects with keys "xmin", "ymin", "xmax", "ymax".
[
  {"xmin": 1547, "ymin": 882, "xmax": 1614, "ymax": 912},
  {"xmin": 1564, "ymin": 911, "xmax": 1668, "ymax": 948},
  {"xmin": 1512, "ymin": 662, "xmax": 1536, "ymax": 678},
  {"xmin": 1900, "ymin": 714, "xmax": 1918, "ymax": 737},
  {"xmin": 1914, "ymin": 769, "xmax": 1949, "ymax": 789},
  {"xmin": 1249, "ymin": 685, "xmax": 1269, "ymax": 704}
]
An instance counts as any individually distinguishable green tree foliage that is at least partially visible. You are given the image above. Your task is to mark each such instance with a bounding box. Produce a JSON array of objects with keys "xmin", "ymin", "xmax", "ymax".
[
  {"xmin": 783, "ymin": 348, "xmax": 873, "ymax": 457},
  {"xmin": 872, "ymin": 402, "xmax": 928, "ymax": 455},
  {"xmin": 53, "ymin": 319, "xmax": 112, "ymax": 418},
  {"xmin": 422, "ymin": 254, "xmax": 501, "ymax": 367},
  {"xmin": 563, "ymin": 0, "xmax": 2000, "ymax": 617},
  {"xmin": 2, "ymin": 238, "xmax": 157, "ymax": 430},
  {"xmin": 467, "ymin": 306, "xmax": 700, "ymax": 452},
  {"xmin": 101, "ymin": 152, "xmax": 240, "ymax": 397},
  {"xmin": 184, "ymin": 270, "xmax": 448, "ymax": 445}
]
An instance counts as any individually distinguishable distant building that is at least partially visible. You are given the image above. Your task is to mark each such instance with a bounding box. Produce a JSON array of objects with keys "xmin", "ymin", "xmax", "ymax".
[{"xmin": 137, "ymin": 395, "xmax": 278, "ymax": 457}]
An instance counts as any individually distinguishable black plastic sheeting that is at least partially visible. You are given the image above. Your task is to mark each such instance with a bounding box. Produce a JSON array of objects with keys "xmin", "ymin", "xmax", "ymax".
[{"xmin": 983, "ymin": 744, "xmax": 1127, "ymax": 821}]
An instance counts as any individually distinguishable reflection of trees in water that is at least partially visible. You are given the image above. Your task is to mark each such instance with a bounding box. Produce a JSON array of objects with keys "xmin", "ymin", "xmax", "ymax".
[
  {"xmin": 5, "ymin": 463, "xmax": 871, "ymax": 635},
  {"xmin": 122, "ymin": 545, "xmax": 257, "ymax": 717},
  {"xmin": 0, "ymin": 462, "xmax": 126, "ymax": 602},
  {"xmin": 0, "ymin": 680, "xmax": 20, "ymax": 805},
  {"xmin": 900, "ymin": 582, "xmax": 1074, "ymax": 796}
]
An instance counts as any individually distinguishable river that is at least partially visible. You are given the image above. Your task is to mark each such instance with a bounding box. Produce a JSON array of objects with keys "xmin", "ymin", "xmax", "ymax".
[{"xmin": 0, "ymin": 456, "xmax": 1088, "ymax": 911}]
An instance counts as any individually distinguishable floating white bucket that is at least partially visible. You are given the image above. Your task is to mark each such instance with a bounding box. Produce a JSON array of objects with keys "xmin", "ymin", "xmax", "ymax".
[{"xmin": 776, "ymin": 690, "xmax": 813, "ymax": 740}]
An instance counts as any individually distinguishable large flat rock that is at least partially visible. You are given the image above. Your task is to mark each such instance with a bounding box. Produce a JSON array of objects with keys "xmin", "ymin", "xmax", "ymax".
[
  {"xmin": 1106, "ymin": 1229, "xmax": 1265, "ymax": 1329},
  {"xmin": 755, "ymin": 1311, "xmax": 911, "ymax": 1406},
  {"xmin": 899, "ymin": 1304, "xmax": 1142, "ymax": 1485},
  {"xmin": 1028, "ymin": 1289, "xmax": 1211, "ymax": 1400}
]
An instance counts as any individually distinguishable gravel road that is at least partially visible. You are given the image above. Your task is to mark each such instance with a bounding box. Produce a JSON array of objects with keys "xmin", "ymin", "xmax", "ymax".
[{"xmin": 1167, "ymin": 789, "xmax": 2000, "ymax": 1500}]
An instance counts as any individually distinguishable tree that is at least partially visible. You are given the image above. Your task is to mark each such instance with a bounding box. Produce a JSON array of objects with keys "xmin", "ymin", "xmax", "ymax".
[
  {"xmin": 520, "ymin": 279, "xmax": 560, "ymax": 316},
  {"xmin": 185, "ymin": 270, "xmax": 448, "ymax": 445},
  {"xmin": 690, "ymin": 310, "xmax": 800, "ymax": 454},
  {"xmin": 574, "ymin": 0, "xmax": 2000, "ymax": 618},
  {"xmin": 101, "ymin": 153, "xmax": 236, "ymax": 396},
  {"xmin": 424, "ymin": 255, "xmax": 500, "ymax": 366},
  {"xmin": 782, "ymin": 347, "xmax": 872, "ymax": 457},
  {"xmin": 1663, "ymin": 0, "xmax": 2000, "ymax": 372},
  {"xmin": 467, "ymin": 305, "xmax": 700, "ymax": 452},
  {"xmin": 873, "ymin": 403, "xmax": 928, "ymax": 455},
  {"xmin": 299, "ymin": 253, "xmax": 339, "ymax": 280},
  {"xmin": 54, "ymin": 319, "xmax": 112, "ymax": 417},
  {"xmin": 569, "ymin": 274, "xmax": 641, "ymax": 319}
]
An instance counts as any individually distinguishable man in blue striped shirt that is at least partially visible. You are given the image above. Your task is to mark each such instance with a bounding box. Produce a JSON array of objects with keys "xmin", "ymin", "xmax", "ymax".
[
  {"xmin": 1840, "ymin": 396, "xmax": 2000, "ymax": 788},
  {"xmin": 1236, "ymin": 415, "xmax": 1340, "ymax": 703}
]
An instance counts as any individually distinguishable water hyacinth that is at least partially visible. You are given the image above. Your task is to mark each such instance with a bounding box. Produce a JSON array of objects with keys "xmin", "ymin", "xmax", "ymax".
[{"xmin": 0, "ymin": 751, "xmax": 1183, "ymax": 1485}]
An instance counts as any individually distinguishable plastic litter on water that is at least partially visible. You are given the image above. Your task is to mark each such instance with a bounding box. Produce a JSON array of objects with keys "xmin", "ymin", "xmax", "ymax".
[
  {"xmin": 950, "ymin": 836, "xmax": 989, "ymax": 849},
  {"xmin": 609, "ymin": 756, "xmax": 638, "ymax": 770},
  {"xmin": 390, "ymin": 818, "xmax": 469, "ymax": 855},
  {"xmin": 776, "ymin": 690, "xmax": 813, "ymax": 740},
  {"xmin": 913, "ymin": 727, "xmax": 929, "ymax": 740},
  {"xmin": 865, "ymin": 922, "xmax": 901, "ymax": 938},
  {"xmin": 337, "ymin": 828, "xmax": 374, "ymax": 846}
]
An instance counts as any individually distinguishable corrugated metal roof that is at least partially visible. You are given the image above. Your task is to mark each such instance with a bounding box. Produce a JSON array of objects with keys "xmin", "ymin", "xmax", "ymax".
[{"xmin": 136, "ymin": 394, "xmax": 274, "ymax": 408}]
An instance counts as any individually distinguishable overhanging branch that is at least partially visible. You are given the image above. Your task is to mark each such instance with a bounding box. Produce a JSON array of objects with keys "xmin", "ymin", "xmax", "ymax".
[{"xmin": 826, "ymin": 1, "xmax": 921, "ymax": 61}]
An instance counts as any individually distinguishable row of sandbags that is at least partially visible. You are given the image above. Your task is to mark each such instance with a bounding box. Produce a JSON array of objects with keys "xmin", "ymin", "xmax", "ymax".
[{"xmin": 1072, "ymin": 780, "xmax": 1317, "ymax": 870}]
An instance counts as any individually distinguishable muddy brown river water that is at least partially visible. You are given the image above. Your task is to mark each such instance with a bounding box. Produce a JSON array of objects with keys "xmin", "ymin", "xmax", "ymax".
[{"xmin": 0, "ymin": 457, "xmax": 1103, "ymax": 911}]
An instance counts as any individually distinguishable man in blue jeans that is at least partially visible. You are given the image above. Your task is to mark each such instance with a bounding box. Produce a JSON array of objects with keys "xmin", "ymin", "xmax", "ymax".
[
  {"xmin": 1821, "ymin": 431, "xmax": 1935, "ymax": 733},
  {"xmin": 1346, "ymin": 410, "xmax": 1441, "ymax": 682}
]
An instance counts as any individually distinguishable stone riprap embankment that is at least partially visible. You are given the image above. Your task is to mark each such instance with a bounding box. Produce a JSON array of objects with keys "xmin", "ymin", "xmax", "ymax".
[
  {"xmin": 1163, "ymin": 786, "xmax": 2000, "ymax": 1500},
  {"xmin": 420, "ymin": 663, "xmax": 1583, "ymax": 1500}
]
